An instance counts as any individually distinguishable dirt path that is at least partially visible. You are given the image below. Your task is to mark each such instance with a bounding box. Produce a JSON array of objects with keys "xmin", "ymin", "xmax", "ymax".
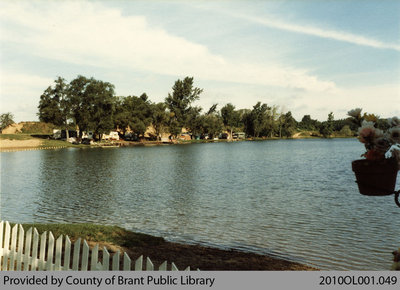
[
  {"xmin": 0, "ymin": 139, "xmax": 43, "ymax": 150},
  {"xmin": 292, "ymin": 132, "xmax": 302, "ymax": 138}
]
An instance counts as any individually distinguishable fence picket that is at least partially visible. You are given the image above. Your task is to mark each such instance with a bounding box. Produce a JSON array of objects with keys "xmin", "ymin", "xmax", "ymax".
[
  {"xmin": 123, "ymin": 252, "xmax": 131, "ymax": 270},
  {"xmin": 31, "ymin": 228, "xmax": 39, "ymax": 271},
  {"xmin": 23, "ymin": 227, "xmax": 32, "ymax": 270},
  {"xmin": 0, "ymin": 221, "xmax": 195, "ymax": 272},
  {"xmin": 0, "ymin": 221, "xmax": 3, "ymax": 259},
  {"xmin": 63, "ymin": 236, "xmax": 71, "ymax": 271},
  {"xmin": 159, "ymin": 261, "xmax": 167, "ymax": 271},
  {"xmin": 9, "ymin": 224, "xmax": 18, "ymax": 271},
  {"xmin": 146, "ymin": 257, "xmax": 154, "ymax": 271},
  {"xmin": 38, "ymin": 231, "xmax": 47, "ymax": 271},
  {"xmin": 81, "ymin": 240, "xmax": 89, "ymax": 271},
  {"xmin": 102, "ymin": 247, "xmax": 110, "ymax": 270},
  {"xmin": 72, "ymin": 238, "xmax": 81, "ymax": 271},
  {"xmin": 55, "ymin": 235, "xmax": 63, "ymax": 270},
  {"xmin": 46, "ymin": 232, "xmax": 55, "ymax": 271},
  {"xmin": 1, "ymin": 222, "xmax": 10, "ymax": 270},
  {"xmin": 135, "ymin": 255, "xmax": 143, "ymax": 270},
  {"xmin": 112, "ymin": 251, "xmax": 120, "ymax": 270},
  {"xmin": 171, "ymin": 262, "xmax": 179, "ymax": 271},
  {"xmin": 16, "ymin": 225, "xmax": 24, "ymax": 270},
  {"xmin": 91, "ymin": 244, "xmax": 99, "ymax": 271}
]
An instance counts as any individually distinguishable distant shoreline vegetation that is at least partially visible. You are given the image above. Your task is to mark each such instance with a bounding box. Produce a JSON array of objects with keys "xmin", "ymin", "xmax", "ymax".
[{"xmin": 1, "ymin": 75, "xmax": 392, "ymax": 141}]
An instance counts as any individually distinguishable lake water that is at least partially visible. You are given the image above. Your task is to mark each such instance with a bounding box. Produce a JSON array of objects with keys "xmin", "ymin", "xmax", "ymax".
[{"xmin": 1, "ymin": 139, "xmax": 399, "ymax": 270}]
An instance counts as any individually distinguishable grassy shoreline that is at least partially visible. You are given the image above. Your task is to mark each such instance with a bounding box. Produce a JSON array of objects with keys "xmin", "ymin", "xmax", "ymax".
[
  {"xmin": 14, "ymin": 222, "xmax": 317, "ymax": 270},
  {"xmin": 0, "ymin": 133, "xmax": 355, "ymax": 152}
]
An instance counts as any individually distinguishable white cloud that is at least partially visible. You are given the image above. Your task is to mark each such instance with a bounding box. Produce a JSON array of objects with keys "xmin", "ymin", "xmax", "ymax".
[
  {"xmin": 0, "ymin": 1, "xmax": 335, "ymax": 93},
  {"xmin": 288, "ymin": 84, "xmax": 400, "ymax": 121},
  {"xmin": 225, "ymin": 12, "xmax": 400, "ymax": 52},
  {"xmin": 0, "ymin": 73, "xmax": 54, "ymax": 121},
  {"xmin": 0, "ymin": 73, "xmax": 53, "ymax": 100},
  {"xmin": 1, "ymin": 1, "xmax": 397, "ymax": 122}
]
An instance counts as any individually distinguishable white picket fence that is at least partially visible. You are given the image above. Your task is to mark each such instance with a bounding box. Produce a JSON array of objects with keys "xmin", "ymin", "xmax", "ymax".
[{"xmin": 0, "ymin": 221, "xmax": 192, "ymax": 271}]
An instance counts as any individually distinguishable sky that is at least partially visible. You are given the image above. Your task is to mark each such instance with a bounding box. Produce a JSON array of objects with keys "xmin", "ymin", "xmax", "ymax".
[{"xmin": 1, "ymin": 0, "xmax": 399, "ymax": 122}]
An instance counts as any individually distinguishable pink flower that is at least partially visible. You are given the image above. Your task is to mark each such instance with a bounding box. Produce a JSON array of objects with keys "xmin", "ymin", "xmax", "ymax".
[
  {"xmin": 358, "ymin": 127, "xmax": 374, "ymax": 143},
  {"xmin": 357, "ymin": 121, "xmax": 382, "ymax": 144}
]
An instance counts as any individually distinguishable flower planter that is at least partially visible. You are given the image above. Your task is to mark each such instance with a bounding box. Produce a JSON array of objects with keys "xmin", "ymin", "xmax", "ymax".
[{"xmin": 352, "ymin": 158, "xmax": 399, "ymax": 196}]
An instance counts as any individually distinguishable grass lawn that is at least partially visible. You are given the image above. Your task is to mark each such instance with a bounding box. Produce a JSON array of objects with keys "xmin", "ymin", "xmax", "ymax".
[
  {"xmin": 0, "ymin": 134, "xmax": 35, "ymax": 140},
  {"xmin": 18, "ymin": 223, "xmax": 164, "ymax": 248},
  {"xmin": 39, "ymin": 138, "xmax": 84, "ymax": 148}
]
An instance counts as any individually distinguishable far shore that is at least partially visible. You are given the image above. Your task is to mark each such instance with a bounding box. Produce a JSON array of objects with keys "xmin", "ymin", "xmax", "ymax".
[{"xmin": 0, "ymin": 133, "xmax": 354, "ymax": 152}]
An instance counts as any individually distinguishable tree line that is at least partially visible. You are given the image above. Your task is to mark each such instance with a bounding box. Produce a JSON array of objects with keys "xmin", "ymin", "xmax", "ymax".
[{"xmin": 36, "ymin": 75, "xmax": 359, "ymax": 141}]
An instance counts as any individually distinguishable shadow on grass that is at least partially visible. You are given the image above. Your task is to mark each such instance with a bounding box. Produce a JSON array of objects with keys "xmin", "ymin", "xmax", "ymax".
[{"xmin": 30, "ymin": 134, "xmax": 52, "ymax": 139}]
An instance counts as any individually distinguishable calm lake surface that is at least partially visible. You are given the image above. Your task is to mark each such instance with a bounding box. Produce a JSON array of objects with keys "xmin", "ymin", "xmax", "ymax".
[{"xmin": 1, "ymin": 139, "xmax": 399, "ymax": 270}]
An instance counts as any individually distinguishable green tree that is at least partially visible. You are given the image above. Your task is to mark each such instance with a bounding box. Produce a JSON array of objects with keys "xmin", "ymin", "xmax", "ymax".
[
  {"xmin": 201, "ymin": 105, "xmax": 223, "ymax": 139},
  {"xmin": 263, "ymin": 105, "xmax": 279, "ymax": 138},
  {"xmin": 299, "ymin": 115, "xmax": 320, "ymax": 131},
  {"xmin": 281, "ymin": 111, "xmax": 297, "ymax": 137},
  {"xmin": 241, "ymin": 109, "xmax": 254, "ymax": 137},
  {"xmin": 129, "ymin": 93, "xmax": 153, "ymax": 139},
  {"xmin": 114, "ymin": 96, "xmax": 137, "ymax": 136},
  {"xmin": 319, "ymin": 112, "xmax": 334, "ymax": 138},
  {"xmin": 186, "ymin": 106, "xmax": 203, "ymax": 138},
  {"xmin": 221, "ymin": 103, "xmax": 240, "ymax": 140},
  {"xmin": 253, "ymin": 102, "xmax": 269, "ymax": 137},
  {"xmin": 38, "ymin": 77, "xmax": 70, "ymax": 138},
  {"xmin": 260, "ymin": 105, "xmax": 278, "ymax": 138},
  {"xmin": 0, "ymin": 112, "xmax": 15, "ymax": 131},
  {"xmin": 243, "ymin": 102, "xmax": 271, "ymax": 138},
  {"xmin": 67, "ymin": 75, "xmax": 92, "ymax": 137},
  {"xmin": 151, "ymin": 102, "xmax": 170, "ymax": 141},
  {"xmin": 88, "ymin": 80, "xmax": 116, "ymax": 139},
  {"xmin": 165, "ymin": 77, "xmax": 203, "ymax": 137},
  {"xmin": 339, "ymin": 125, "xmax": 353, "ymax": 137},
  {"xmin": 113, "ymin": 96, "xmax": 130, "ymax": 136},
  {"xmin": 331, "ymin": 118, "xmax": 348, "ymax": 132},
  {"xmin": 67, "ymin": 76, "xmax": 115, "ymax": 139}
]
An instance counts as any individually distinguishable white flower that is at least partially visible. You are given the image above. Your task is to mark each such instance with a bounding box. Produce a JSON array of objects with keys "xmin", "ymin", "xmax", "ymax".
[
  {"xmin": 388, "ymin": 127, "xmax": 400, "ymax": 144},
  {"xmin": 386, "ymin": 144, "xmax": 400, "ymax": 166},
  {"xmin": 358, "ymin": 120, "xmax": 375, "ymax": 130},
  {"xmin": 387, "ymin": 117, "xmax": 400, "ymax": 127},
  {"xmin": 347, "ymin": 108, "xmax": 362, "ymax": 118}
]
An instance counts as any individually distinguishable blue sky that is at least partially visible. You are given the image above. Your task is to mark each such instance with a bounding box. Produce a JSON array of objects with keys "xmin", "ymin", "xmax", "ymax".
[{"xmin": 1, "ymin": 0, "xmax": 399, "ymax": 122}]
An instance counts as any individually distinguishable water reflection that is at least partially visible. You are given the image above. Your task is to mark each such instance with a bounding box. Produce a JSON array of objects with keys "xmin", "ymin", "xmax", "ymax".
[{"xmin": 36, "ymin": 148, "xmax": 120, "ymax": 222}]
